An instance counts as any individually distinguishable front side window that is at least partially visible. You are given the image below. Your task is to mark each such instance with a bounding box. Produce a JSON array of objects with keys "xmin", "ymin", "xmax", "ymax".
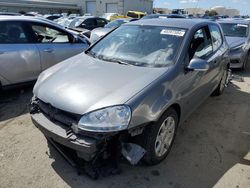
[
  {"xmin": 189, "ymin": 27, "xmax": 213, "ymax": 60},
  {"xmin": 88, "ymin": 25, "xmax": 186, "ymax": 67},
  {"xmin": 0, "ymin": 22, "xmax": 29, "ymax": 43},
  {"xmin": 31, "ymin": 24, "xmax": 70, "ymax": 43},
  {"xmin": 220, "ymin": 23, "xmax": 249, "ymax": 37},
  {"xmin": 210, "ymin": 25, "xmax": 223, "ymax": 52}
]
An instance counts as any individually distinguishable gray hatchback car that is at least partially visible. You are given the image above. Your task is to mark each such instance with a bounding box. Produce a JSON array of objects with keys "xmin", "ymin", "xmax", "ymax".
[{"xmin": 31, "ymin": 19, "xmax": 230, "ymax": 168}]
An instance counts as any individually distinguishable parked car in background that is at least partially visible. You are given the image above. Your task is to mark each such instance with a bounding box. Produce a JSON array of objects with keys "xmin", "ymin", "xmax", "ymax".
[
  {"xmin": 141, "ymin": 14, "xmax": 186, "ymax": 20},
  {"xmin": 0, "ymin": 16, "xmax": 90, "ymax": 89},
  {"xmin": 31, "ymin": 19, "xmax": 230, "ymax": 172},
  {"xmin": 68, "ymin": 16, "xmax": 108, "ymax": 31},
  {"xmin": 218, "ymin": 19, "xmax": 250, "ymax": 70},
  {"xmin": 67, "ymin": 16, "xmax": 108, "ymax": 38},
  {"xmin": 101, "ymin": 13, "xmax": 119, "ymax": 21},
  {"xmin": 55, "ymin": 16, "xmax": 76, "ymax": 28},
  {"xmin": 127, "ymin": 11, "xmax": 146, "ymax": 19},
  {"xmin": 90, "ymin": 18, "xmax": 135, "ymax": 42}
]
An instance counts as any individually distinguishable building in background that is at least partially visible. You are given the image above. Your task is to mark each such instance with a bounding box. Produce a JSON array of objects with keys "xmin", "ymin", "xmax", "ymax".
[
  {"xmin": 185, "ymin": 8, "xmax": 206, "ymax": 15},
  {"xmin": 0, "ymin": 0, "xmax": 153, "ymax": 16},
  {"xmin": 0, "ymin": 0, "xmax": 81, "ymax": 14},
  {"xmin": 211, "ymin": 6, "xmax": 240, "ymax": 17}
]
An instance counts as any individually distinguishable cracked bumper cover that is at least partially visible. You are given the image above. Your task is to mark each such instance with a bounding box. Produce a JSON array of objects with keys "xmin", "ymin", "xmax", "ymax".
[{"xmin": 31, "ymin": 113, "xmax": 98, "ymax": 159}]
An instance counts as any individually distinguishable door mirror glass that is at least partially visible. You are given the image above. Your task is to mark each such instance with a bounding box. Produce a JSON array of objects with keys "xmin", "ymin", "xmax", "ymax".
[{"xmin": 187, "ymin": 58, "xmax": 209, "ymax": 71}]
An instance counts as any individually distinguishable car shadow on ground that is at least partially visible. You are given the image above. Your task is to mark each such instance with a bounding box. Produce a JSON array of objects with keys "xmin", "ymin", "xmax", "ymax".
[
  {"xmin": 0, "ymin": 85, "xmax": 33, "ymax": 122},
  {"xmin": 46, "ymin": 71, "xmax": 250, "ymax": 188}
]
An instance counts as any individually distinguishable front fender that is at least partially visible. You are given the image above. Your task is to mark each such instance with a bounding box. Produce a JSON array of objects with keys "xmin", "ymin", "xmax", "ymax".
[{"xmin": 126, "ymin": 75, "xmax": 177, "ymax": 129}]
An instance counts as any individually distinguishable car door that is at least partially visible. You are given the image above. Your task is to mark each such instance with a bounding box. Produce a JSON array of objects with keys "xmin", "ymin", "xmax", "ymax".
[
  {"xmin": 0, "ymin": 21, "xmax": 41, "ymax": 85},
  {"xmin": 178, "ymin": 26, "xmax": 214, "ymax": 117},
  {"xmin": 29, "ymin": 22, "xmax": 88, "ymax": 70}
]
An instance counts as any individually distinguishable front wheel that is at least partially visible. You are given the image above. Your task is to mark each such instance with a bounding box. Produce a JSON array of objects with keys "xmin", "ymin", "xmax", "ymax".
[{"xmin": 140, "ymin": 108, "xmax": 178, "ymax": 165}]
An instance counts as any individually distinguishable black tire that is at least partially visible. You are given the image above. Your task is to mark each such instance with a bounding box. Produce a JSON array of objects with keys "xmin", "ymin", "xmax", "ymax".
[
  {"xmin": 241, "ymin": 52, "xmax": 249, "ymax": 71},
  {"xmin": 140, "ymin": 108, "xmax": 178, "ymax": 165},
  {"xmin": 212, "ymin": 66, "xmax": 228, "ymax": 96}
]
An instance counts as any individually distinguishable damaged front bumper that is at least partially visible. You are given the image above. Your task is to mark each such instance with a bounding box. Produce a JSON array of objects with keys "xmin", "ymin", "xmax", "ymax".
[
  {"xmin": 30, "ymin": 100, "xmax": 146, "ymax": 168},
  {"xmin": 31, "ymin": 112, "xmax": 100, "ymax": 161}
]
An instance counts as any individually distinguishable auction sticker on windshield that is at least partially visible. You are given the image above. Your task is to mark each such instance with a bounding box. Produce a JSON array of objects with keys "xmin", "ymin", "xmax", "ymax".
[{"xmin": 160, "ymin": 29, "xmax": 186, "ymax": 37}]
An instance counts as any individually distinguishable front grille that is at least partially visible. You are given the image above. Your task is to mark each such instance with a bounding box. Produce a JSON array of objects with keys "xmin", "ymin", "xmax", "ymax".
[{"xmin": 36, "ymin": 99, "xmax": 81, "ymax": 127}]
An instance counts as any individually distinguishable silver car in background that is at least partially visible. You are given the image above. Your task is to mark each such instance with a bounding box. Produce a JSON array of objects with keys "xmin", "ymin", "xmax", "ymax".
[
  {"xmin": 0, "ymin": 16, "xmax": 90, "ymax": 89},
  {"xmin": 218, "ymin": 19, "xmax": 250, "ymax": 70},
  {"xmin": 90, "ymin": 18, "xmax": 132, "ymax": 43},
  {"xmin": 31, "ymin": 19, "xmax": 230, "ymax": 172}
]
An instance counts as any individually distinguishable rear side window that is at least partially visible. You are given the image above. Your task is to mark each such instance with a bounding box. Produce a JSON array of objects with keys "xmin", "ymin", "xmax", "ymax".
[
  {"xmin": 210, "ymin": 25, "xmax": 223, "ymax": 52},
  {"xmin": 0, "ymin": 22, "xmax": 29, "ymax": 43}
]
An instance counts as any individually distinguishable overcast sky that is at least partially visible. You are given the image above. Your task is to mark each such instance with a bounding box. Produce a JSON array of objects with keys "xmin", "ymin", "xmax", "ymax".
[{"xmin": 154, "ymin": 0, "xmax": 250, "ymax": 15}]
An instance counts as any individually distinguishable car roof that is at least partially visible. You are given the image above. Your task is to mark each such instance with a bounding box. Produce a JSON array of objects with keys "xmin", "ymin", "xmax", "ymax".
[
  {"xmin": 126, "ymin": 18, "xmax": 215, "ymax": 29},
  {"xmin": 0, "ymin": 15, "xmax": 64, "ymax": 28},
  {"xmin": 0, "ymin": 15, "xmax": 48, "ymax": 22},
  {"xmin": 217, "ymin": 19, "xmax": 250, "ymax": 24}
]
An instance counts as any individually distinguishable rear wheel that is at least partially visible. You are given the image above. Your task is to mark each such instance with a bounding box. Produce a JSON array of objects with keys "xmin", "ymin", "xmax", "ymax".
[
  {"xmin": 212, "ymin": 66, "xmax": 228, "ymax": 96},
  {"xmin": 241, "ymin": 52, "xmax": 250, "ymax": 71},
  {"xmin": 141, "ymin": 108, "xmax": 178, "ymax": 165}
]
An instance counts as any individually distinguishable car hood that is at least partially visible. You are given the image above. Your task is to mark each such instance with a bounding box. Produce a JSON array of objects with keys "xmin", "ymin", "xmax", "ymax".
[
  {"xmin": 225, "ymin": 36, "xmax": 246, "ymax": 48},
  {"xmin": 34, "ymin": 53, "xmax": 167, "ymax": 115}
]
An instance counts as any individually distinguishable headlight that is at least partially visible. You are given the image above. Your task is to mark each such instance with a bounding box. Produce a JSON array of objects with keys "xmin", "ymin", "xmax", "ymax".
[{"xmin": 78, "ymin": 105, "xmax": 131, "ymax": 132}]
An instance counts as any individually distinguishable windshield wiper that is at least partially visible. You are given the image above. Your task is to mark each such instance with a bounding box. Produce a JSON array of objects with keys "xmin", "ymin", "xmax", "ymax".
[
  {"xmin": 98, "ymin": 56, "xmax": 131, "ymax": 66},
  {"xmin": 85, "ymin": 50, "xmax": 97, "ymax": 58}
]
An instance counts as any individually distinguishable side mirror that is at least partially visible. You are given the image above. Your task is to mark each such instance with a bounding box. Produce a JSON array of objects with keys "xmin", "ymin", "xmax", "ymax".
[{"xmin": 186, "ymin": 58, "xmax": 209, "ymax": 72}]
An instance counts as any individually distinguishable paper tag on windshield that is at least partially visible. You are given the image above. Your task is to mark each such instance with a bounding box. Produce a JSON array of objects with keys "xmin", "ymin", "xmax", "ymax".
[
  {"xmin": 160, "ymin": 29, "xmax": 185, "ymax": 37},
  {"xmin": 237, "ymin": 24, "xmax": 248, "ymax": 28}
]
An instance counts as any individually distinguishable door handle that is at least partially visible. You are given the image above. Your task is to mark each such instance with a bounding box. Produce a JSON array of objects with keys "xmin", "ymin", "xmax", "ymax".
[{"xmin": 43, "ymin": 48, "xmax": 54, "ymax": 53}]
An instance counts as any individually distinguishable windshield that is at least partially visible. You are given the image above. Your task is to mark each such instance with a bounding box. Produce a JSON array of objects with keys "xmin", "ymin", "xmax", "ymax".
[
  {"xmin": 88, "ymin": 25, "xmax": 186, "ymax": 67},
  {"xmin": 220, "ymin": 23, "xmax": 249, "ymax": 37},
  {"xmin": 69, "ymin": 18, "xmax": 85, "ymax": 28},
  {"xmin": 104, "ymin": 20, "xmax": 129, "ymax": 28}
]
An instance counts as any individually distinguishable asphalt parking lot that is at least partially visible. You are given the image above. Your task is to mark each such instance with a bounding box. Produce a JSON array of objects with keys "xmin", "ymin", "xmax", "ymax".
[{"xmin": 0, "ymin": 69, "xmax": 250, "ymax": 188}]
